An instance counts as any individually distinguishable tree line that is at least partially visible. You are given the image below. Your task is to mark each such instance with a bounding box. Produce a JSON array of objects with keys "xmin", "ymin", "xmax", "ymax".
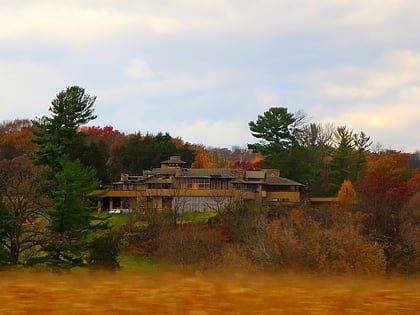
[{"xmin": 0, "ymin": 86, "xmax": 418, "ymax": 272}]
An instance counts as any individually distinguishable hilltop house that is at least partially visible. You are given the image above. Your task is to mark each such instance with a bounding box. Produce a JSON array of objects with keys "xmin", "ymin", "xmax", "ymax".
[{"xmin": 97, "ymin": 156, "xmax": 303, "ymax": 213}]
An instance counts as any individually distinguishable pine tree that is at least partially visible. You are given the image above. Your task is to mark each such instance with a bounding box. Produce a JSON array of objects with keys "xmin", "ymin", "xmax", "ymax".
[
  {"xmin": 29, "ymin": 86, "xmax": 107, "ymax": 268},
  {"xmin": 34, "ymin": 159, "xmax": 105, "ymax": 268},
  {"xmin": 248, "ymin": 107, "xmax": 308, "ymax": 179},
  {"xmin": 32, "ymin": 86, "xmax": 96, "ymax": 173}
]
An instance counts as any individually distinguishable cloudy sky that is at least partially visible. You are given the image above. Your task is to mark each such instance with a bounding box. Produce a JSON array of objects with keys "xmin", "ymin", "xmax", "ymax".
[{"xmin": 1, "ymin": 0, "xmax": 419, "ymax": 151}]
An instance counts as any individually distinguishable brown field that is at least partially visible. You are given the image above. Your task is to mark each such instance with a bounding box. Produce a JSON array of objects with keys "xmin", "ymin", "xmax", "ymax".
[{"xmin": 0, "ymin": 270, "xmax": 418, "ymax": 314}]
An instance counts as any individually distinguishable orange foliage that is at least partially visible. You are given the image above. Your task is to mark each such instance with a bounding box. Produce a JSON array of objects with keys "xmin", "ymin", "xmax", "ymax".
[
  {"xmin": 0, "ymin": 119, "xmax": 37, "ymax": 158},
  {"xmin": 251, "ymin": 153, "xmax": 264, "ymax": 164},
  {"xmin": 263, "ymin": 208, "xmax": 386, "ymax": 274},
  {"xmin": 337, "ymin": 180, "xmax": 357, "ymax": 205},
  {"xmin": 191, "ymin": 151, "xmax": 224, "ymax": 168},
  {"xmin": 366, "ymin": 151, "xmax": 411, "ymax": 181},
  {"xmin": 407, "ymin": 174, "xmax": 420, "ymax": 194},
  {"xmin": 171, "ymin": 137, "xmax": 193, "ymax": 149}
]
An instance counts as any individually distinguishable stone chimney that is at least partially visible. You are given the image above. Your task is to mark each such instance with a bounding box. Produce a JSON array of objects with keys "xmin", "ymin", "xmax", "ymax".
[{"xmin": 265, "ymin": 169, "xmax": 280, "ymax": 177}]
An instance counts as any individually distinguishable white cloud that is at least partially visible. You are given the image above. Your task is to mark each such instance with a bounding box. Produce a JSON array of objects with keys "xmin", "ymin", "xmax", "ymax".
[
  {"xmin": 0, "ymin": 2, "xmax": 185, "ymax": 45},
  {"xmin": 169, "ymin": 120, "xmax": 253, "ymax": 147},
  {"xmin": 321, "ymin": 51, "xmax": 420, "ymax": 100},
  {"xmin": 0, "ymin": 3, "xmax": 132, "ymax": 45},
  {"xmin": 99, "ymin": 69, "xmax": 234, "ymax": 100},
  {"xmin": 2, "ymin": 1, "xmax": 419, "ymax": 46},
  {"xmin": 322, "ymin": 103, "xmax": 420, "ymax": 130},
  {"xmin": 121, "ymin": 59, "xmax": 154, "ymax": 79},
  {"xmin": 253, "ymin": 89, "xmax": 280, "ymax": 108},
  {"xmin": 142, "ymin": 16, "xmax": 184, "ymax": 34},
  {"xmin": 306, "ymin": 50, "xmax": 420, "ymax": 151},
  {"xmin": 0, "ymin": 61, "xmax": 69, "ymax": 119}
]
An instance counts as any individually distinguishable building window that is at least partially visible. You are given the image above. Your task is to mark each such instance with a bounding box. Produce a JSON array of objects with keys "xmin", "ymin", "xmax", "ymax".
[
  {"xmin": 179, "ymin": 178, "xmax": 210, "ymax": 190},
  {"xmin": 235, "ymin": 183, "xmax": 258, "ymax": 192},
  {"xmin": 148, "ymin": 183, "xmax": 170, "ymax": 189},
  {"xmin": 210, "ymin": 179, "xmax": 229, "ymax": 190}
]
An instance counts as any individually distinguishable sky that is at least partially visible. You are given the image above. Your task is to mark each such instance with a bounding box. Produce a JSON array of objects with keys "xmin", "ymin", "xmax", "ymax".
[{"xmin": 1, "ymin": 0, "xmax": 419, "ymax": 152}]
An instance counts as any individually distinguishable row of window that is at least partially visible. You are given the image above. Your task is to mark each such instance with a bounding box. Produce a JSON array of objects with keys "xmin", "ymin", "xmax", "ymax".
[
  {"xmin": 114, "ymin": 181, "xmax": 300, "ymax": 192},
  {"xmin": 179, "ymin": 178, "xmax": 230, "ymax": 190}
]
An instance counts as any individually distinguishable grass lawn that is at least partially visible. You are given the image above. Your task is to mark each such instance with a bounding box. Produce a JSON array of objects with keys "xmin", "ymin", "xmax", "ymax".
[
  {"xmin": 178, "ymin": 211, "xmax": 217, "ymax": 223},
  {"xmin": 118, "ymin": 254, "xmax": 164, "ymax": 274},
  {"xmin": 96, "ymin": 212, "xmax": 133, "ymax": 229},
  {"xmin": 97, "ymin": 211, "xmax": 217, "ymax": 229}
]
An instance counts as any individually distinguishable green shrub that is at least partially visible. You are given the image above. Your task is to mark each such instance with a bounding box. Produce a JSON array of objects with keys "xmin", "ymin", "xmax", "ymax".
[{"xmin": 87, "ymin": 231, "xmax": 122, "ymax": 271}]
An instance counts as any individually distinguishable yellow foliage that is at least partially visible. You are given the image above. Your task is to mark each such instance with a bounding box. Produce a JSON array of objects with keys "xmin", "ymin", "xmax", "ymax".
[
  {"xmin": 251, "ymin": 153, "xmax": 264, "ymax": 164},
  {"xmin": 337, "ymin": 180, "xmax": 357, "ymax": 206}
]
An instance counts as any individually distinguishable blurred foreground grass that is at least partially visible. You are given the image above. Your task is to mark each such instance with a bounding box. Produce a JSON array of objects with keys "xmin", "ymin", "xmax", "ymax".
[{"xmin": 0, "ymin": 269, "xmax": 418, "ymax": 314}]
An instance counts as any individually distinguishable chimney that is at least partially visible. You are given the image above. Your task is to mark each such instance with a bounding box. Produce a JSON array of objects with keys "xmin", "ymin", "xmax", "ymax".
[
  {"xmin": 265, "ymin": 169, "xmax": 280, "ymax": 177},
  {"xmin": 121, "ymin": 173, "xmax": 129, "ymax": 181}
]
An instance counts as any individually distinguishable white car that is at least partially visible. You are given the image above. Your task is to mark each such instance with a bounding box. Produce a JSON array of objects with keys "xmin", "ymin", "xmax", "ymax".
[{"xmin": 108, "ymin": 209, "xmax": 121, "ymax": 214}]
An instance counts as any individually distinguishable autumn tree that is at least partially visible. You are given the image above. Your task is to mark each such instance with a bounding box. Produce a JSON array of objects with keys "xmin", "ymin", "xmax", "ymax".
[
  {"xmin": 82, "ymin": 126, "xmax": 124, "ymax": 148},
  {"xmin": 357, "ymin": 151, "xmax": 414, "ymax": 269},
  {"xmin": 337, "ymin": 180, "xmax": 357, "ymax": 211},
  {"xmin": 0, "ymin": 157, "xmax": 46, "ymax": 265},
  {"xmin": 233, "ymin": 159, "xmax": 264, "ymax": 171},
  {"xmin": 0, "ymin": 120, "xmax": 46, "ymax": 265},
  {"xmin": 0, "ymin": 119, "xmax": 36, "ymax": 160},
  {"xmin": 398, "ymin": 190, "xmax": 420, "ymax": 272},
  {"xmin": 191, "ymin": 150, "xmax": 222, "ymax": 168}
]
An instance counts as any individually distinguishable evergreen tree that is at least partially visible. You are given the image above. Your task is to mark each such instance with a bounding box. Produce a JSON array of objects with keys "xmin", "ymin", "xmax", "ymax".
[
  {"xmin": 108, "ymin": 132, "xmax": 195, "ymax": 180},
  {"xmin": 248, "ymin": 107, "xmax": 308, "ymax": 181},
  {"xmin": 32, "ymin": 86, "xmax": 96, "ymax": 172},
  {"xmin": 327, "ymin": 127, "xmax": 355, "ymax": 195},
  {"xmin": 30, "ymin": 86, "xmax": 106, "ymax": 268},
  {"xmin": 248, "ymin": 107, "xmax": 298, "ymax": 155},
  {"xmin": 31, "ymin": 159, "xmax": 106, "ymax": 268},
  {"xmin": 298, "ymin": 123, "xmax": 334, "ymax": 195},
  {"xmin": 327, "ymin": 127, "xmax": 371, "ymax": 196},
  {"xmin": 69, "ymin": 137, "xmax": 110, "ymax": 184},
  {"xmin": 352, "ymin": 131, "xmax": 372, "ymax": 182}
]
